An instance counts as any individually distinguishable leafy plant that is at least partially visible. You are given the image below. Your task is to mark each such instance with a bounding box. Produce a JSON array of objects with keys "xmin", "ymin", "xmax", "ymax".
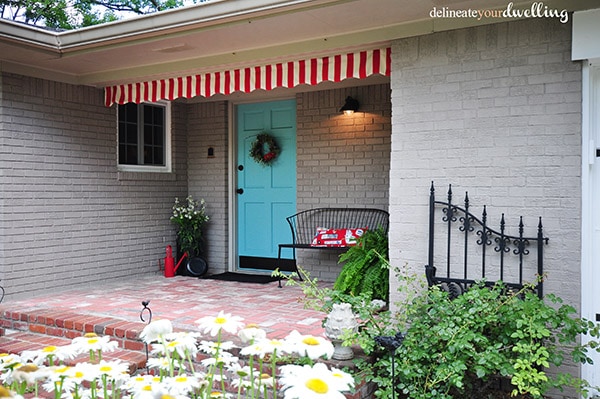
[
  {"xmin": 384, "ymin": 281, "xmax": 600, "ymax": 399},
  {"xmin": 170, "ymin": 195, "xmax": 209, "ymax": 257},
  {"xmin": 335, "ymin": 227, "xmax": 389, "ymax": 302}
]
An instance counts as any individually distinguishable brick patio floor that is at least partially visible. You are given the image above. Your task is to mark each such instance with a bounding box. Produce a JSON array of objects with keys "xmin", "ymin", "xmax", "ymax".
[{"xmin": 0, "ymin": 273, "xmax": 328, "ymax": 340}]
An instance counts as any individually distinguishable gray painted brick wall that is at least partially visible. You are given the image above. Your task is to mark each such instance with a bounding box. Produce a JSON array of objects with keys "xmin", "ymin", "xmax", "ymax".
[
  {"xmin": 389, "ymin": 19, "xmax": 581, "ymax": 316},
  {"xmin": 295, "ymin": 85, "xmax": 391, "ymax": 280},
  {"xmin": 0, "ymin": 73, "xmax": 188, "ymax": 299},
  {"xmin": 186, "ymin": 101, "xmax": 229, "ymax": 274}
]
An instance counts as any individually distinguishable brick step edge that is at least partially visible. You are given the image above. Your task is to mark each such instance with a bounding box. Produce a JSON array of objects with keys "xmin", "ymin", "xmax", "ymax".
[
  {"xmin": 0, "ymin": 331, "xmax": 147, "ymax": 374},
  {"xmin": 0, "ymin": 307, "xmax": 146, "ymax": 353}
]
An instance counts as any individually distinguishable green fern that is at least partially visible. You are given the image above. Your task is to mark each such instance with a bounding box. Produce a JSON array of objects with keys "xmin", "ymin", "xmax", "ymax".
[{"xmin": 334, "ymin": 227, "xmax": 389, "ymax": 302}]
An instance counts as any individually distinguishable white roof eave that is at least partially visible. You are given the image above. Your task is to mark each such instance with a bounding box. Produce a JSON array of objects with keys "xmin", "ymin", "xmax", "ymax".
[{"xmin": 1, "ymin": 0, "xmax": 345, "ymax": 53}]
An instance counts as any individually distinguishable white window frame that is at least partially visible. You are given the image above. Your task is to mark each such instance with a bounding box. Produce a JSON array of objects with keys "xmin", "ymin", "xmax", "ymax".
[{"xmin": 117, "ymin": 101, "xmax": 172, "ymax": 173}]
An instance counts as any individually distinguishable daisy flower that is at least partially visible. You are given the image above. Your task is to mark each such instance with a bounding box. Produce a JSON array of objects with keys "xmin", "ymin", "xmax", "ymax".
[
  {"xmin": 199, "ymin": 351, "xmax": 238, "ymax": 369},
  {"xmin": 329, "ymin": 367, "xmax": 355, "ymax": 392},
  {"xmin": 42, "ymin": 365, "xmax": 74, "ymax": 396},
  {"xmin": 71, "ymin": 333, "xmax": 118, "ymax": 360},
  {"xmin": 0, "ymin": 353, "xmax": 21, "ymax": 369},
  {"xmin": 122, "ymin": 374, "xmax": 162, "ymax": 394},
  {"xmin": 197, "ymin": 340, "xmax": 234, "ymax": 356},
  {"xmin": 139, "ymin": 319, "xmax": 173, "ymax": 343},
  {"xmin": 196, "ymin": 311, "xmax": 244, "ymax": 337},
  {"xmin": 20, "ymin": 344, "xmax": 76, "ymax": 366},
  {"xmin": 238, "ymin": 325, "xmax": 267, "ymax": 344},
  {"xmin": 162, "ymin": 374, "xmax": 202, "ymax": 396},
  {"xmin": 94, "ymin": 360, "xmax": 130, "ymax": 382},
  {"xmin": 163, "ymin": 331, "xmax": 200, "ymax": 359},
  {"xmin": 240, "ymin": 337, "xmax": 287, "ymax": 359},
  {"xmin": 279, "ymin": 363, "xmax": 353, "ymax": 399},
  {"xmin": 146, "ymin": 356, "xmax": 172, "ymax": 373},
  {"xmin": 9, "ymin": 363, "xmax": 46, "ymax": 386},
  {"xmin": 283, "ymin": 330, "xmax": 334, "ymax": 360},
  {"xmin": 124, "ymin": 375, "xmax": 168, "ymax": 399}
]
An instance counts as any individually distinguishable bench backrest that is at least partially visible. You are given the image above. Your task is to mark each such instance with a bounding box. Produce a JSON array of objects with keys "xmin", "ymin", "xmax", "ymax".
[{"xmin": 286, "ymin": 208, "xmax": 389, "ymax": 245}]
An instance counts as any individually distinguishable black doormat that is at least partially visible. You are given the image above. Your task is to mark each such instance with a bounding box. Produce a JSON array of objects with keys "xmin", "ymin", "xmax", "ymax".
[
  {"xmin": 203, "ymin": 272, "xmax": 279, "ymax": 284},
  {"xmin": 238, "ymin": 256, "xmax": 297, "ymax": 272}
]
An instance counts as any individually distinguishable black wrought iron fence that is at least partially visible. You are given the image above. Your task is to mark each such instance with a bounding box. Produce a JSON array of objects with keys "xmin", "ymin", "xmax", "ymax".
[{"xmin": 424, "ymin": 182, "xmax": 549, "ymax": 298}]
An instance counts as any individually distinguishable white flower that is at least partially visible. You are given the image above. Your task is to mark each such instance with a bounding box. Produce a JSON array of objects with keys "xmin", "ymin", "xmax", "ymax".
[
  {"xmin": 283, "ymin": 330, "xmax": 334, "ymax": 360},
  {"xmin": 196, "ymin": 311, "xmax": 244, "ymax": 337},
  {"xmin": 124, "ymin": 375, "xmax": 168, "ymax": 399},
  {"xmin": 198, "ymin": 340, "xmax": 234, "ymax": 355},
  {"xmin": 280, "ymin": 363, "xmax": 353, "ymax": 399},
  {"xmin": 139, "ymin": 319, "xmax": 173, "ymax": 343},
  {"xmin": 92, "ymin": 360, "xmax": 131, "ymax": 389},
  {"xmin": 329, "ymin": 367, "xmax": 355, "ymax": 391},
  {"xmin": 240, "ymin": 337, "xmax": 288, "ymax": 359},
  {"xmin": 146, "ymin": 356, "xmax": 172, "ymax": 372},
  {"xmin": 162, "ymin": 374, "xmax": 203, "ymax": 396},
  {"xmin": 200, "ymin": 351, "xmax": 238, "ymax": 369},
  {"xmin": 42, "ymin": 365, "xmax": 74, "ymax": 393},
  {"xmin": 122, "ymin": 374, "xmax": 163, "ymax": 397},
  {"xmin": 20, "ymin": 345, "xmax": 76, "ymax": 365},
  {"xmin": 8, "ymin": 363, "xmax": 46, "ymax": 386},
  {"xmin": 238, "ymin": 325, "xmax": 267, "ymax": 344},
  {"xmin": 71, "ymin": 333, "xmax": 118, "ymax": 356},
  {"xmin": 163, "ymin": 331, "xmax": 200, "ymax": 359}
]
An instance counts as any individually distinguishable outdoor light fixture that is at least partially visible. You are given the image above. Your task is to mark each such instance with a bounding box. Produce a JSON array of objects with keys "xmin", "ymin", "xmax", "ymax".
[{"xmin": 340, "ymin": 96, "xmax": 359, "ymax": 115}]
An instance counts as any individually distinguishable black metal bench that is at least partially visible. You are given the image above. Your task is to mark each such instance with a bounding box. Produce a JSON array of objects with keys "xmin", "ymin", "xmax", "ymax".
[
  {"xmin": 277, "ymin": 207, "xmax": 389, "ymax": 282},
  {"xmin": 424, "ymin": 182, "xmax": 549, "ymax": 298}
]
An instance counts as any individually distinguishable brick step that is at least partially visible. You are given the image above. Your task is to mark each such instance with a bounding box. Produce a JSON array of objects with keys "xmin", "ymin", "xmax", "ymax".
[
  {"xmin": 0, "ymin": 308, "xmax": 147, "ymax": 354},
  {"xmin": 0, "ymin": 331, "xmax": 147, "ymax": 374}
]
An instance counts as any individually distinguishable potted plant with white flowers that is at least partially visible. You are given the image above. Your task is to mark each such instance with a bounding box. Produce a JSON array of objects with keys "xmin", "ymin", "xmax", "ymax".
[{"xmin": 171, "ymin": 195, "xmax": 209, "ymax": 276}]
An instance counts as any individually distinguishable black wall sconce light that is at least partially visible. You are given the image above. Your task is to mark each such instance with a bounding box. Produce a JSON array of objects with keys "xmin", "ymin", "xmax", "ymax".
[{"xmin": 340, "ymin": 96, "xmax": 359, "ymax": 115}]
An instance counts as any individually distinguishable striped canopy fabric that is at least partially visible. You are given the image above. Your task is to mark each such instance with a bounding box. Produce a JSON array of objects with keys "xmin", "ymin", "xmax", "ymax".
[{"xmin": 104, "ymin": 47, "xmax": 391, "ymax": 106}]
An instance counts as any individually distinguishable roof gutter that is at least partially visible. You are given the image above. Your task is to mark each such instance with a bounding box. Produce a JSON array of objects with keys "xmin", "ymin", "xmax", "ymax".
[{"xmin": 0, "ymin": 0, "xmax": 349, "ymax": 53}]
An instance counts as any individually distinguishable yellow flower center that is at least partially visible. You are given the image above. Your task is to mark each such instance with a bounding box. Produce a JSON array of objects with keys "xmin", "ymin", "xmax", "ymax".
[
  {"xmin": 175, "ymin": 376, "xmax": 187, "ymax": 383},
  {"xmin": 142, "ymin": 385, "xmax": 153, "ymax": 391},
  {"xmin": 42, "ymin": 346, "xmax": 57, "ymax": 353},
  {"xmin": 100, "ymin": 365, "xmax": 112, "ymax": 372},
  {"xmin": 75, "ymin": 371, "xmax": 85, "ymax": 378},
  {"xmin": 302, "ymin": 336, "xmax": 320, "ymax": 346},
  {"xmin": 0, "ymin": 386, "xmax": 12, "ymax": 397},
  {"xmin": 215, "ymin": 317, "xmax": 227, "ymax": 325},
  {"xmin": 84, "ymin": 332, "xmax": 98, "ymax": 338},
  {"xmin": 306, "ymin": 378, "xmax": 329, "ymax": 394},
  {"xmin": 161, "ymin": 396, "xmax": 176, "ymax": 399},
  {"xmin": 55, "ymin": 366, "xmax": 70, "ymax": 374},
  {"xmin": 87, "ymin": 338, "xmax": 98, "ymax": 344},
  {"xmin": 18, "ymin": 364, "xmax": 39, "ymax": 372}
]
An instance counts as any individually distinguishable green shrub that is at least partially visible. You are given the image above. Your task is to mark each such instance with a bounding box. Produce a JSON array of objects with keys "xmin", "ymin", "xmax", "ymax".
[
  {"xmin": 277, "ymin": 263, "xmax": 600, "ymax": 399},
  {"xmin": 382, "ymin": 282, "xmax": 600, "ymax": 399},
  {"xmin": 334, "ymin": 228, "xmax": 389, "ymax": 302}
]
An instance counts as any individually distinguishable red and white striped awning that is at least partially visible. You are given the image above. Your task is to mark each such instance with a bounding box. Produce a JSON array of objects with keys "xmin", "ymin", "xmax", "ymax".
[{"xmin": 104, "ymin": 47, "xmax": 391, "ymax": 106}]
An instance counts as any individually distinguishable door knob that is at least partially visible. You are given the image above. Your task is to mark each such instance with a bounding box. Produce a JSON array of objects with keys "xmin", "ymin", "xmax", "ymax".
[{"xmin": 236, "ymin": 188, "xmax": 244, "ymax": 194}]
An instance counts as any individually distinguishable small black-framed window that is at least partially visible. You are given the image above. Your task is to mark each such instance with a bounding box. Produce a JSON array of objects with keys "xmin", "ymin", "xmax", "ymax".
[{"xmin": 118, "ymin": 102, "xmax": 170, "ymax": 170}]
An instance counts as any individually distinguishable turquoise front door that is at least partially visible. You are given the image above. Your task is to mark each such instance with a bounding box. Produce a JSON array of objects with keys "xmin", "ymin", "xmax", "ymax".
[{"xmin": 236, "ymin": 99, "xmax": 296, "ymax": 270}]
